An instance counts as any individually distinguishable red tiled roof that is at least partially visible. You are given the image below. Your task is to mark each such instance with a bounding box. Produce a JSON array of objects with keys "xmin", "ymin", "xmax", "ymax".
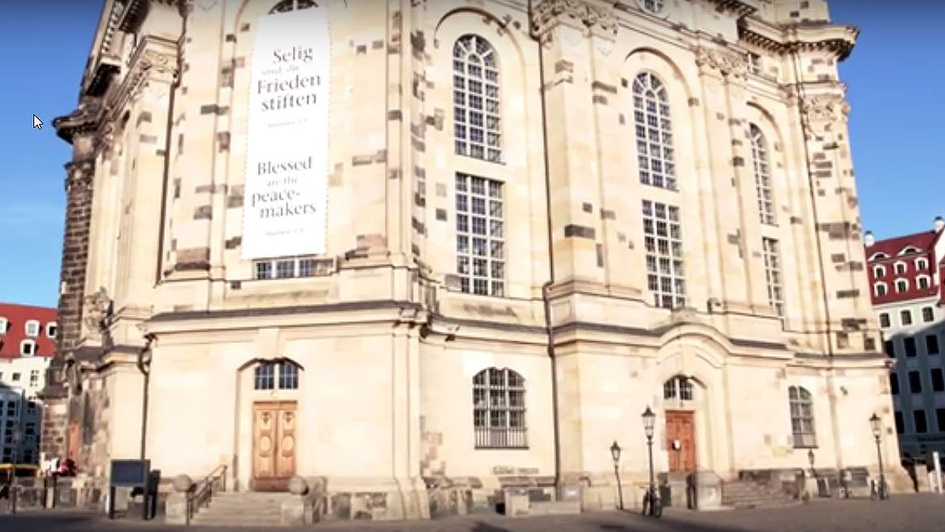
[
  {"xmin": 865, "ymin": 231, "xmax": 940, "ymax": 261},
  {"xmin": 0, "ymin": 303, "xmax": 57, "ymax": 359}
]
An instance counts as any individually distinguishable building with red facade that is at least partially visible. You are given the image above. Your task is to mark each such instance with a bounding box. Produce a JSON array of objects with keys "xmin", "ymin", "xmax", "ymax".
[{"xmin": 865, "ymin": 217, "xmax": 945, "ymax": 459}]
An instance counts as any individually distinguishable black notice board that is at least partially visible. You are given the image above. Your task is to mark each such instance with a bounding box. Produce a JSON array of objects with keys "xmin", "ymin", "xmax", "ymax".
[{"xmin": 110, "ymin": 459, "xmax": 150, "ymax": 488}]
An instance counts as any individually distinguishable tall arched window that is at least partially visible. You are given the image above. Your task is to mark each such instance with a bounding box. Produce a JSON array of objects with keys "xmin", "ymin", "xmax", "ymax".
[
  {"xmin": 472, "ymin": 368, "xmax": 526, "ymax": 449},
  {"xmin": 633, "ymin": 72, "xmax": 676, "ymax": 191},
  {"xmin": 453, "ymin": 35, "xmax": 501, "ymax": 162},
  {"xmin": 788, "ymin": 386, "xmax": 816, "ymax": 448},
  {"xmin": 269, "ymin": 0, "xmax": 316, "ymax": 13},
  {"xmin": 750, "ymin": 124, "xmax": 776, "ymax": 225}
]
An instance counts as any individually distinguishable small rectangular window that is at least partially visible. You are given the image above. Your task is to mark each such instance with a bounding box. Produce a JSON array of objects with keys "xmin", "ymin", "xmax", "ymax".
[
  {"xmin": 895, "ymin": 411, "xmax": 904, "ymax": 434},
  {"xmin": 914, "ymin": 410, "xmax": 928, "ymax": 433},
  {"xmin": 932, "ymin": 369, "xmax": 944, "ymax": 392},
  {"xmin": 889, "ymin": 373, "xmax": 899, "ymax": 395},
  {"xmin": 747, "ymin": 53, "xmax": 762, "ymax": 75},
  {"xmin": 938, "ymin": 409, "xmax": 945, "ymax": 432},
  {"xmin": 904, "ymin": 337, "xmax": 917, "ymax": 357},
  {"xmin": 884, "ymin": 340, "xmax": 895, "ymax": 358},
  {"xmin": 923, "ymin": 307, "xmax": 935, "ymax": 323},
  {"xmin": 29, "ymin": 370, "xmax": 39, "ymax": 387},
  {"xmin": 879, "ymin": 313, "xmax": 890, "ymax": 328},
  {"xmin": 901, "ymin": 310, "xmax": 913, "ymax": 326},
  {"xmin": 255, "ymin": 261, "xmax": 272, "ymax": 280},
  {"xmin": 927, "ymin": 335, "xmax": 940, "ymax": 355},
  {"xmin": 909, "ymin": 371, "xmax": 922, "ymax": 394},
  {"xmin": 276, "ymin": 260, "xmax": 295, "ymax": 279},
  {"xmin": 11, "ymin": 373, "xmax": 20, "ymax": 382}
]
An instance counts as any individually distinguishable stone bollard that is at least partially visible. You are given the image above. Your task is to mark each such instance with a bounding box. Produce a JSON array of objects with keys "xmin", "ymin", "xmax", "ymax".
[
  {"xmin": 164, "ymin": 475, "xmax": 193, "ymax": 525},
  {"xmin": 688, "ymin": 471, "xmax": 722, "ymax": 511},
  {"xmin": 282, "ymin": 476, "xmax": 311, "ymax": 526}
]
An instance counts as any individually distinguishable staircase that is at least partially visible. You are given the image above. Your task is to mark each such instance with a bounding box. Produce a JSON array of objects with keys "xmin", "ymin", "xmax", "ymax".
[
  {"xmin": 721, "ymin": 480, "xmax": 800, "ymax": 510},
  {"xmin": 191, "ymin": 491, "xmax": 296, "ymax": 527}
]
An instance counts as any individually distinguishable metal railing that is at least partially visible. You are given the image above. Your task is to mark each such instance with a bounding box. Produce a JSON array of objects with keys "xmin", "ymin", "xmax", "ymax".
[{"xmin": 185, "ymin": 464, "xmax": 227, "ymax": 525}]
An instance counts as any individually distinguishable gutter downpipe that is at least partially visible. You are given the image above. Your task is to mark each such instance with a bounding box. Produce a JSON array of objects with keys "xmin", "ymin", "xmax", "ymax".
[{"xmin": 530, "ymin": 0, "xmax": 563, "ymax": 497}]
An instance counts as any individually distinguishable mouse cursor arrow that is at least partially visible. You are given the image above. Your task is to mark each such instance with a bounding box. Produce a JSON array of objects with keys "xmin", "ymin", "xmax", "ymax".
[{"xmin": 33, "ymin": 114, "xmax": 43, "ymax": 130}]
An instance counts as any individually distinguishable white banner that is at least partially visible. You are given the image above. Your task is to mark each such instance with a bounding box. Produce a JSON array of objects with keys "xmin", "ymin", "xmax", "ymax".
[{"xmin": 242, "ymin": 8, "xmax": 330, "ymax": 260}]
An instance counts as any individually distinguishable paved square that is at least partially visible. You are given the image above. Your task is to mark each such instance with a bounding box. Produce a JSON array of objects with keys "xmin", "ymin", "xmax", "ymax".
[{"xmin": 2, "ymin": 495, "xmax": 943, "ymax": 532}]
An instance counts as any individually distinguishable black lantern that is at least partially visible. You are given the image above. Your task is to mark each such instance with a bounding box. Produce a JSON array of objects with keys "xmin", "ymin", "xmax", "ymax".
[
  {"xmin": 610, "ymin": 441, "xmax": 622, "ymax": 464},
  {"xmin": 642, "ymin": 406, "xmax": 656, "ymax": 438},
  {"xmin": 870, "ymin": 413, "xmax": 882, "ymax": 438}
]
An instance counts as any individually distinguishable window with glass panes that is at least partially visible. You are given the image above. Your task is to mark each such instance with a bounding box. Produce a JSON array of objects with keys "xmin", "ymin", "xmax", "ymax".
[
  {"xmin": 927, "ymin": 334, "xmax": 940, "ymax": 355},
  {"xmin": 455, "ymin": 173, "xmax": 505, "ymax": 296},
  {"xmin": 879, "ymin": 313, "xmax": 890, "ymax": 328},
  {"xmin": 914, "ymin": 410, "xmax": 928, "ymax": 433},
  {"xmin": 453, "ymin": 35, "xmax": 501, "ymax": 162},
  {"xmin": 254, "ymin": 256, "xmax": 320, "ymax": 280},
  {"xmin": 923, "ymin": 307, "xmax": 935, "ymax": 323},
  {"xmin": 788, "ymin": 386, "xmax": 816, "ymax": 448},
  {"xmin": 254, "ymin": 361, "xmax": 299, "ymax": 391},
  {"xmin": 750, "ymin": 125, "xmax": 776, "ymax": 225},
  {"xmin": 641, "ymin": 0, "xmax": 665, "ymax": 14},
  {"xmin": 472, "ymin": 368, "xmax": 526, "ymax": 449},
  {"xmin": 643, "ymin": 200, "xmax": 685, "ymax": 308},
  {"xmin": 633, "ymin": 72, "xmax": 677, "ymax": 191},
  {"xmin": 762, "ymin": 238, "xmax": 784, "ymax": 316},
  {"xmin": 663, "ymin": 376, "xmax": 694, "ymax": 401}
]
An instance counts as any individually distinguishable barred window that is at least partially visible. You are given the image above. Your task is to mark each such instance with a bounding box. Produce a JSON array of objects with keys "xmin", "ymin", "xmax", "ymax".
[
  {"xmin": 254, "ymin": 361, "xmax": 300, "ymax": 391},
  {"xmin": 456, "ymin": 173, "xmax": 505, "ymax": 296},
  {"xmin": 750, "ymin": 125, "xmax": 776, "ymax": 225},
  {"xmin": 762, "ymin": 238, "xmax": 784, "ymax": 317},
  {"xmin": 473, "ymin": 368, "xmax": 526, "ymax": 449},
  {"xmin": 643, "ymin": 199, "xmax": 685, "ymax": 308},
  {"xmin": 270, "ymin": 0, "xmax": 316, "ymax": 14},
  {"xmin": 632, "ymin": 72, "xmax": 676, "ymax": 191},
  {"xmin": 453, "ymin": 35, "xmax": 501, "ymax": 162},
  {"xmin": 663, "ymin": 376, "xmax": 693, "ymax": 401},
  {"xmin": 789, "ymin": 386, "xmax": 816, "ymax": 448}
]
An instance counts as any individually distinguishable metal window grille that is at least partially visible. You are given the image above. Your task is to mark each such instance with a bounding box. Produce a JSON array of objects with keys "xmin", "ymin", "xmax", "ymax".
[
  {"xmin": 456, "ymin": 174, "xmax": 505, "ymax": 296},
  {"xmin": 473, "ymin": 368, "xmax": 526, "ymax": 449},
  {"xmin": 278, "ymin": 362, "xmax": 299, "ymax": 390},
  {"xmin": 789, "ymin": 386, "xmax": 817, "ymax": 448},
  {"xmin": 453, "ymin": 35, "xmax": 501, "ymax": 162},
  {"xmin": 633, "ymin": 72, "xmax": 676, "ymax": 191},
  {"xmin": 254, "ymin": 364, "xmax": 275, "ymax": 390},
  {"xmin": 750, "ymin": 125, "xmax": 776, "ymax": 225},
  {"xmin": 762, "ymin": 238, "xmax": 784, "ymax": 317},
  {"xmin": 643, "ymin": 199, "xmax": 685, "ymax": 308},
  {"xmin": 269, "ymin": 0, "xmax": 316, "ymax": 14}
]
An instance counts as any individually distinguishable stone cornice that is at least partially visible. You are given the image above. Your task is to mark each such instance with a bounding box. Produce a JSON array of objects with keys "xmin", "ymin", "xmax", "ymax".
[
  {"xmin": 739, "ymin": 18, "xmax": 858, "ymax": 60},
  {"xmin": 530, "ymin": 0, "xmax": 618, "ymax": 41},
  {"xmin": 107, "ymin": 35, "xmax": 179, "ymax": 118},
  {"xmin": 83, "ymin": 1, "xmax": 125, "ymax": 97},
  {"xmin": 694, "ymin": 45, "xmax": 748, "ymax": 80},
  {"xmin": 706, "ymin": 0, "xmax": 758, "ymax": 18},
  {"xmin": 54, "ymin": 99, "xmax": 104, "ymax": 144}
]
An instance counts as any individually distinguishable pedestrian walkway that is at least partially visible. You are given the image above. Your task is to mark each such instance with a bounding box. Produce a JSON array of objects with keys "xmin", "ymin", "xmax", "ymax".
[{"xmin": 1, "ymin": 494, "xmax": 944, "ymax": 532}]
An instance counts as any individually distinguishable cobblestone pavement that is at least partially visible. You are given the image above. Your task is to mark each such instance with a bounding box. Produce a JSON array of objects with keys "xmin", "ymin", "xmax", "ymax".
[{"xmin": 2, "ymin": 494, "xmax": 944, "ymax": 532}]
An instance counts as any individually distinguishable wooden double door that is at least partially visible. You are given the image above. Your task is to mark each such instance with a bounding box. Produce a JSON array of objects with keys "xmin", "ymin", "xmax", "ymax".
[
  {"xmin": 251, "ymin": 401, "xmax": 297, "ymax": 491},
  {"xmin": 665, "ymin": 410, "xmax": 697, "ymax": 473}
]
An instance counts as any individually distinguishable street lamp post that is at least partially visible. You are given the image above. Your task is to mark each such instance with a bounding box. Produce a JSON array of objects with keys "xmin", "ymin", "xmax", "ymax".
[
  {"xmin": 869, "ymin": 413, "xmax": 888, "ymax": 500},
  {"xmin": 610, "ymin": 441, "xmax": 623, "ymax": 510},
  {"xmin": 642, "ymin": 406, "xmax": 660, "ymax": 517}
]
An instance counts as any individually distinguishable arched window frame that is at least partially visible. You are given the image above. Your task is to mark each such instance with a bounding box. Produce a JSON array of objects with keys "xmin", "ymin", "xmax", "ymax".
[
  {"xmin": 869, "ymin": 252, "xmax": 888, "ymax": 261},
  {"xmin": 894, "ymin": 261, "xmax": 907, "ymax": 275},
  {"xmin": 917, "ymin": 275, "xmax": 931, "ymax": 290},
  {"xmin": 632, "ymin": 71, "xmax": 677, "ymax": 191},
  {"xmin": 269, "ymin": 0, "xmax": 317, "ymax": 13},
  {"xmin": 253, "ymin": 360, "xmax": 301, "ymax": 390},
  {"xmin": 663, "ymin": 376, "xmax": 694, "ymax": 402},
  {"xmin": 472, "ymin": 367, "xmax": 526, "ymax": 449},
  {"xmin": 873, "ymin": 265, "xmax": 886, "ymax": 278},
  {"xmin": 915, "ymin": 257, "xmax": 928, "ymax": 270},
  {"xmin": 895, "ymin": 278, "xmax": 909, "ymax": 293},
  {"xmin": 749, "ymin": 124, "xmax": 776, "ymax": 225},
  {"xmin": 788, "ymin": 386, "xmax": 816, "ymax": 448},
  {"xmin": 452, "ymin": 34, "xmax": 502, "ymax": 163},
  {"xmin": 874, "ymin": 282, "xmax": 887, "ymax": 297}
]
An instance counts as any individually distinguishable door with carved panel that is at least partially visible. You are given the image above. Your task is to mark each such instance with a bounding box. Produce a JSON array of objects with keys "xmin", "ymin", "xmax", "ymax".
[
  {"xmin": 665, "ymin": 410, "xmax": 696, "ymax": 473},
  {"xmin": 251, "ymin": 401, "xmax": 297, "ymax": 491}
]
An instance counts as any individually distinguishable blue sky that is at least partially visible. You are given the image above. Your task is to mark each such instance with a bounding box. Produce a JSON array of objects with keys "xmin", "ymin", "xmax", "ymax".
[{"xmin": 0, "ymin": 1, "xmax": 941, "ymax": 308}]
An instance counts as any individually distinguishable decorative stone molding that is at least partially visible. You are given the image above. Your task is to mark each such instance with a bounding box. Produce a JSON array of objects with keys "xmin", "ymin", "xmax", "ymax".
[
  {"xmin": 531, "ymin": 0, "xmax": 618, "ymax": 42},
  {"xmin": 54, "ymin": 99, "xmax": 103, "ymax": 144},
  {"xmin": 694, "ymin": 46, "xmax": 748, "ymax": 80},
  {"xmin": 109, "ymin": 36, "xmax": 179, "ymax": 118},
  {"xmin": 83, "ymin": 287, "xmax": 114, "ymax": 346},
  {"xmin": 739, "ymin": 18, "xmax": 858, "ymax": 61},
  {"xmin": 800, "ymin": 94, "xmax": 850, "ymax": 134}
]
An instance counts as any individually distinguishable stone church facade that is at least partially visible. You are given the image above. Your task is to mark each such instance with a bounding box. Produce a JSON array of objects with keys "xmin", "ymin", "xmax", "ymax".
[{"xmin": 45, "ymin": 0, "xmax": 904, "ymax": 519}]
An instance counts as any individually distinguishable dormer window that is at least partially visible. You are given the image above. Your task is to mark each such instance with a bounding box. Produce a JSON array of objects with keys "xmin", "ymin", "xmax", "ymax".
[
  {"xmin": 25, "ymin": 320, "xmax": 40, "ymax": 338},
  {"xmin": 900, "ymin": 246, "xmax": 920, "ymax": 255},
  {"xmin": 21, "ymin": 340, "xmax": 37, "ymax": 357},
  {"xmin": 46, "ymin": 322, "xmax": 58, "ymax": 339},
  {"xmin": 894, "ymin": 262, "xmax": 907, "ymax": 275},
  {"xmin": 916, "ymin": 258, "xmax": 929, "ymax": 270},
  {"xmin": 869, "ymin": 252, "xmax": 889, "ymax": 261}
]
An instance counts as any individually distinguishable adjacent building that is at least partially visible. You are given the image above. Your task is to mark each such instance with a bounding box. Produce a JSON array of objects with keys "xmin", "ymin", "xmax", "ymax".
[
  {"xmin": 866, "ymin": 217, "xmax": 945, "ymax": 459},
  {"xmin": 0, "ymin": 303, "xmax": 56, "ymax": 465},
  {"xmin": 46, "ymin": 0, "xmax": 903, "ymax": 519}
]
